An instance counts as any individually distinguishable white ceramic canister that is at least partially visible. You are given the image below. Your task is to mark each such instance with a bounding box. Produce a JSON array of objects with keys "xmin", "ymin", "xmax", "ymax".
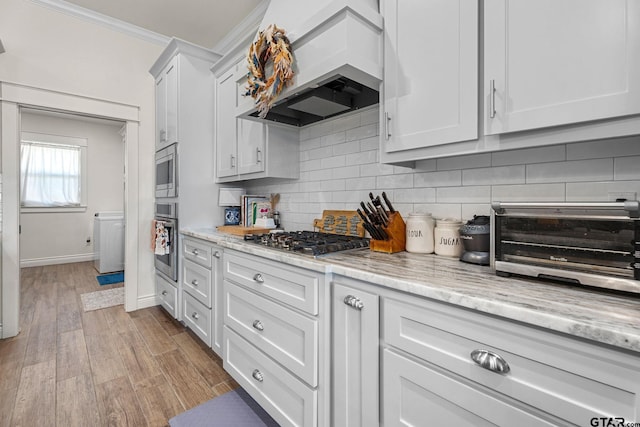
[
  {"xmin": 434, "ymin": 218, "xmax": 463, "ymax": 257},
  {"xmin": 405, "ymin": 212, "xmax": 435, "ymax": 253}
]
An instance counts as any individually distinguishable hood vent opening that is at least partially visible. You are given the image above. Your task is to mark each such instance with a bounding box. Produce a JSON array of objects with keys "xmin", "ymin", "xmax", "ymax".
[{"xmin": 249, "ymin": 76, "xmax": 379, "ymax": 127}]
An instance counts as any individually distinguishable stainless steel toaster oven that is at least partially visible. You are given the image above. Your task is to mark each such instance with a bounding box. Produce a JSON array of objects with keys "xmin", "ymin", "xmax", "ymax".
[{"xmin": 491, "ymin": 201, "xmax": 640, "ymax": 294}]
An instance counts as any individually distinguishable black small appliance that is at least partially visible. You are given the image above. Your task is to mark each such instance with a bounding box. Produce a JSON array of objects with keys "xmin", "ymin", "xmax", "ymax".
[{"xmin": 459, "ymin": 215, "xmax": 491, "ymax": 265}]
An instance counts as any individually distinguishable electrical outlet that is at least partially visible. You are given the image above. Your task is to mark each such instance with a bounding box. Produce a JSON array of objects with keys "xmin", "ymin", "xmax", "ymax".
[{"xmin": 607, "ymin": 192, "xmax": 637, "ymax": 202}]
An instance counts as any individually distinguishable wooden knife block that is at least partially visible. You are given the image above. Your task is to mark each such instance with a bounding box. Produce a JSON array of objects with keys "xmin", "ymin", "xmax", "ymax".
[{"xmin": 369, "ymin": 212, "xmax": 406, "ymax": 254}]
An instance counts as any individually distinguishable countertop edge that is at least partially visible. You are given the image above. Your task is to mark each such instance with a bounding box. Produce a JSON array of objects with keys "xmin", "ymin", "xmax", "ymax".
[{"xmin": 181, "ymin": 228, "xmax": 640, "ymax": 355}]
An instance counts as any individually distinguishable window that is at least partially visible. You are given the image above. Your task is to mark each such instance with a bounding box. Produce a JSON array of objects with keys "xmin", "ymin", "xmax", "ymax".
[{"xmin": 20, "ymin": 132, "xmax": 88, "ymax": 210}]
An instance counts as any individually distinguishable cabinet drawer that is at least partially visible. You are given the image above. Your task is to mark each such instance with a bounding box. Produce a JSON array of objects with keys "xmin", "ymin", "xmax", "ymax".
[
  {"xmin": 225, "ymin": 281, "xmax": 318, "ymax": 386},
  {"xmin": 224, "ymin": 251, "xmax": 320, "ymax": 315},
  {"xmin": 182, "ymin": 258, "xmax": 212, "ymax": 307},
  {"xmin": 383, "ymin": 297, "xmax": 640, "ymax": 425},
  {"xmin": 183, "ymin": 237, "xmax": 212, "ymax": 268},
  {"xmin": 156, "ymin": 273, "xmax": 178, "ymax": 318},
  {"xmin": 182, "ymin": 291, "xmax": 211, "ymax": 346},
  {"xmin": 224, "ymin": 326, "xmax": 317, "ymax": 427},
  {"xmin": 383, "ymin": 349, "xmax": 555, "ymax": 427}
]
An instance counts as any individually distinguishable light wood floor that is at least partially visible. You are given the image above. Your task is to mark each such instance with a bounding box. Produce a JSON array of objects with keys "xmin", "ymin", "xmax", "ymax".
[{"xmin": 0, "ymin": 261, "xmax": 237, "ymax": 427}]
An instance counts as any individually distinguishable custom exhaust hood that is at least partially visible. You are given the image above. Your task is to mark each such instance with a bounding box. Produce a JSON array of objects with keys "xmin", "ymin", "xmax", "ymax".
[{"xmin": 236, "ymin": 0, "xmax": 383, "ymax": 127}]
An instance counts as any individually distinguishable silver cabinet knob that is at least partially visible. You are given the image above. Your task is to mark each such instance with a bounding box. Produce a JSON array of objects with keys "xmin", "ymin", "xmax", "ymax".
[
  {"xmin": 191, "ymin": 312, "xmax": 199, "ymax": 320},
  {"xmin": 470, "ymin": 349, "xmax": 510, "ymax": 374},
  {"xmin": 252, "ymin": 320, "xmax": 264, "ymax": 331},
  {"xmin": 344, "ymin": 295, "xmax": 364, "ymax": 310},
  {"xmin": 253, "ymin": 273, "xmax": 264, "ymax": 283},
  {"xmin": 191, "ymin": 279, "xmax": 198, "ymax": 286},
  {"xmin": 161, "ymin": 290, "xmax": 168, "ymax": 296},
  {"xmin": 213, "ymin": 251, "xmax": 221, "ymax": 259},
  {"xmin": 192, "ymin": 249, "xmax": 199, "ymax": 256},
  {"xmin": 252, "ymin": 369, "xmax": 264, "ymax": 382}
]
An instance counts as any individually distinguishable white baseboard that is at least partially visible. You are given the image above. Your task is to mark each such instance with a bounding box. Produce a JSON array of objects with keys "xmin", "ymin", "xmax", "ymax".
[
  {"xmin": 135, "ymin": 295, "xmax": 159, "ymax": 311},
  {"xmin": 20, "ymin": 253, "xmax": 95, "ymax": 268}
]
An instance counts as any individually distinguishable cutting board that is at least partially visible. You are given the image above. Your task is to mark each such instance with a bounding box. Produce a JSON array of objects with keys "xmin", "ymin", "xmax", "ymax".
[
  {"xmin": 313, "ymin": 210, "xmax": 365, "ymax": 237},
  {"xmin": 216, "ymin": 225, "xmax": 272, "ymax": 236}
]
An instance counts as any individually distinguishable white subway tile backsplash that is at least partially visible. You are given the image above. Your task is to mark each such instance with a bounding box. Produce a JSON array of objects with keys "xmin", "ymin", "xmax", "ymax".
[
  {"xmin": 394, "ymin": 188, "xmax": 436, "ymax": 203},
  {"xmin": 346, "ymin": 150, "xmax": 377, "ymax": 166},
  {"xmin": 332, "ymin": 165, "xmax": 361, "ymax": 180},
  {"xmin": 243, "ymin": 110, "xmax": 640, "ymax": 230},
  {"xmin": 346, "ymin": 123, "xmax": 378, "ymax": 141},
  {"xmin": 566, "ymin": 181, "xmax": 640, "ymax": 201},
  {"xmin": 462, "ymin": 165, "xmax": 525, "ymax": 186},
  {"xmin": 320, "ymin": 155, "xmax": 346, "ymax": 169},
  {"xmin": 614, "ymin": 156, "xmax": 640, "ymax": 180},
  {"xmin": 491, "ymin": 145, "xmax": 565, "ymax": 166},
  {"xmin": 345, "ymin": 177, "xmax": 376, "ymax": 191},
  {"xmin": 436, "ymin": 186, "xmax": 491, "ymax": 203},
  {"xmin": 567, "ymin": 135, "xmax": 640, "ymax": 160},
  {"xmin": 491, "ymin": 183, "xmax": 565, "ymax": 201},
  {"xmin": 333, "ymin": 140, "xmax": 361, "ymax": 155},
  {"xmin": 360, "ymin": 135, "xmax": 379, "ymax": 152},
  {"xmin": 437, "ymin": 153, "xmax": 491, "ymax": 171},
  {"xmin": 360, "ymin": 162, "xmax": 396, "ymax": 177},
  {"xmin": 321, "ymin": 132, "xmax": 347, "ymax": 147},
  {"xmin": 414, "ymin": 170, "xmax": 462, "ymax": 187},
  {"xmin": 526, "ymin": 159, "xmax": 613, "ymax": 183},
  {"xmin": 376, "ymin": 173, "xmax": 414, "ymax": 190}
]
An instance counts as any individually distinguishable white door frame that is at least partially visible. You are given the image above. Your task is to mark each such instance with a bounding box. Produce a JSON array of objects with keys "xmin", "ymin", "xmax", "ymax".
[{"xmin": 1, "ymin": 81, "xmax": 140, "ymax": 338}]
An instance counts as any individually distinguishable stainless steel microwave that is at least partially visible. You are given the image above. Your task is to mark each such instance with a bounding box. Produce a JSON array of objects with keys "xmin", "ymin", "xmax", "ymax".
[
  {"xmin": 155, "ymin": 143, "xmax": 178, "ymax": 198},
  {"xmin": 491, "ymin": 201, "xmax": 640, "ymax": 294}
]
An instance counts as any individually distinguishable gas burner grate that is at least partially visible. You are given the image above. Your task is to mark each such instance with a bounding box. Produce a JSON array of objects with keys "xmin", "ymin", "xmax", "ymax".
[{"xmin": 244, "ymin": 231, "xmax": 369, "ymax": 256}]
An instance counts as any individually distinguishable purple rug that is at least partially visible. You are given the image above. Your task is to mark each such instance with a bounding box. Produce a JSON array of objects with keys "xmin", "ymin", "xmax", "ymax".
[{"xmin": 169, "ymin": 387, "xmax": 280, "ymax": 427}]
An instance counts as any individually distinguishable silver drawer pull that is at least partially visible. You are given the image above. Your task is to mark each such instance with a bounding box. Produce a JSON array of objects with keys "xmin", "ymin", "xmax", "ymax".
[
  {"xmin": 253, "ymin": 273, "xmax": 264, "ymax": 283},
  {"xmin": 191, "ymin": 312, "xmax": 199, "ymax": 320},
  {"xmin": 161, "ymin": 290, "xmax": 168, "ymax": 296},
  {"xmin": 213, "ymin": 251, "xmax": 221, "ymax": 259},
  {"xmin": 192, "ymin": 249, "xmax": 199, "ymax": 256},
  {"xmin": 470, "ymin": 349, "xmax": 510, "ymax": 374},
  {"xmin": 191, "ymin": 279, "xmax": 198, "ymax": 286},
  {"xmin": 252, "ymin": 320, "xmax": 264, "ymax": 331},
  {"xmin": 344, "ymin": 295, "xmax": 364, "ymax": 310},
  {"xmin": 252, "ymin": 369, "xmax": 264, "ymax": 382}
]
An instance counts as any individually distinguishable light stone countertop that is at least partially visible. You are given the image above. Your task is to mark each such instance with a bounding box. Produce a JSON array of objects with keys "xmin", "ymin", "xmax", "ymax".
[{"xmin": 182, "ymin": 228, "xmax": 640, "ymax": 354}]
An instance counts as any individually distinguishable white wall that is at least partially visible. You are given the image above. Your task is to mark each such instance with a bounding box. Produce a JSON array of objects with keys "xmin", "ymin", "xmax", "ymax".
[
  {"xmin": 245, "ymin": 106, "xmax": 640, "ymax": 232},
  {"xmin": 19, "ymin": 111, "xmax": 124, "ymax": 266},
  {"xmin": 0, "ymin": 0, "xmax": 163, "ymax": 305}
]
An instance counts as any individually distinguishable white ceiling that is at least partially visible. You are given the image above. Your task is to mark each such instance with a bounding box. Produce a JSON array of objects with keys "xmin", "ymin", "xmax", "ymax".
[{"xmin": 62, "ymin": 0, "xmax": 265, "ymax": 49}]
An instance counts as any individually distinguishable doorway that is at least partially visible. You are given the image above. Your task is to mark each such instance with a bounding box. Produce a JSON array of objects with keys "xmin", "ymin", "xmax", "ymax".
[
  {"xmin": 19, "ymin": 108, "xmax": 126, "ymax": 270},
  {"xmin": 1, "ymin": 81, "xmax": 142, "ymax": 339}
]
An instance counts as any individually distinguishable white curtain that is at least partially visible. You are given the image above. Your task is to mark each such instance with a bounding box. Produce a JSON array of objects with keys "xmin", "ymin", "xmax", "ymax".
[{"xmin": 20, "ymin": 142, "xmax": 81, "ymax": 207}]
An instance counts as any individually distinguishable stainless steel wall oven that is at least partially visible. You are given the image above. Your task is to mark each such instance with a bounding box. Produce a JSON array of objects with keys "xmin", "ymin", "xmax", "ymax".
[{"xmin": 154, "ymin": 201, "xmax": 178, "ymax": 282}]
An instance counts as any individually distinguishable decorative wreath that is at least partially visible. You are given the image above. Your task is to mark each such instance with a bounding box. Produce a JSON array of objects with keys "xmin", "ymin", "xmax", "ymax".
[{"xmin": 245, "ymin": 24, "xmax": 294, "ymax": 118}]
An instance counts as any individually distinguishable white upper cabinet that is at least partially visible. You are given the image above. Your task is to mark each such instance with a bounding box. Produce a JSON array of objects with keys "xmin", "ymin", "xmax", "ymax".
[
  {"xmin": 155, "ymin": 56, "xmax": 178, "ymax": 150},
  {"xmin": 215, "ymin": 66, "xmax": 238, "ymax": 178},
  {"xmin": 381, "ymin": 0, "xmax": 478, "ymax": 155},
  {"xmin": 214, "ymin": 59, "xmax": 299, "ymax": 183},
  {"xmin": 484, "ymin": 0, "xmax": 640, "ymax": 135}
]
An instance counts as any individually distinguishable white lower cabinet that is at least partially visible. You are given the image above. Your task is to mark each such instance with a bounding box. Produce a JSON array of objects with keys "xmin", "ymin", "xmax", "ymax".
[
  {"xmin": 330, "ymin": 274, "xmax": 640, "ymax": 427},
  {"xmin": 222, "ymin": 249, "xmax": 326, "ymax": 427},
  {"xmin": 180, "ymin": 236, "xmax": 224, "ymax": 356},
  {"xmin": 331, "ymin": 279, "xmax": 379, "ymax": 427},
  {"xmin": 156, "ymin": 272, "xmax": 178, "ymax": 319}
]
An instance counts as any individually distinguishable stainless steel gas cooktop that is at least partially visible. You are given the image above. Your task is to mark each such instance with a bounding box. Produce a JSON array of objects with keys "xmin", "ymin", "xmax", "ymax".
[{"xmin": 243, "ymin": 231, "xmax": 370, "ymax": 257}]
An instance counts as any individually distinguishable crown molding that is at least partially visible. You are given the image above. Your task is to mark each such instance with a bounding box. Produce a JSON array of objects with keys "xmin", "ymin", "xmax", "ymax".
[
  {"xmin": 212, "ymin": 0, "xmax": 269, "ymax": 56},
  {"xmin": 29, "ymin": 0, "xmax": 170, "ymax": 46}
]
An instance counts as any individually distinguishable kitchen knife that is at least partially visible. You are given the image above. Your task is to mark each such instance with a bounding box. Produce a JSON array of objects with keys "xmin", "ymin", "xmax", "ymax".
[
  {"xmin": 377, "ymin": 205, "xmax": 389, "ymax": 227},
  {"xmin": 366, "ymin": 202, "xmax": 381, "ymax": 223},
  {"xmin": 381, "ymin": 191, "xmax": 396, "ymax": 213},
  {"xmin": 357, "ymin": 208, "xmax": 383, "ymax": 240}
]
